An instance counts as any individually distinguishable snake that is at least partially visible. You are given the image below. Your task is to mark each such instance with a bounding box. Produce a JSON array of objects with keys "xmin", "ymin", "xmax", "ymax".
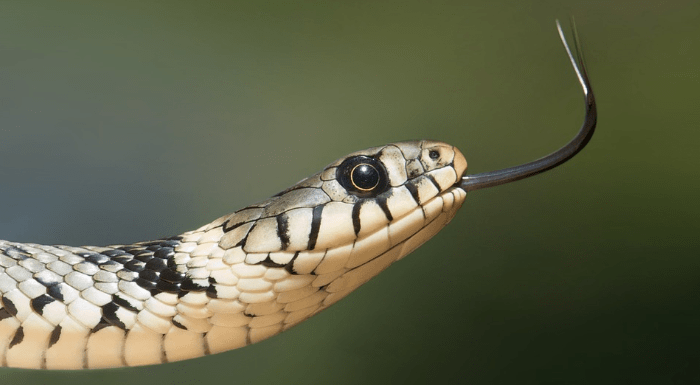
[{"xmin": 0, "ymin": 22, "xmax": 596, "ymax": 370}]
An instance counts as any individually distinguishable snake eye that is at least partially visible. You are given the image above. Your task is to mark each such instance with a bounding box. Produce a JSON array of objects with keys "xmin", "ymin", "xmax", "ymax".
[
  {"xmin": 350, "ymin": 164, "xmax": 380, "ymax": 191},
  {"xmin": 337, "ymin": 156, "xmax": 389, "ymax": 196}
]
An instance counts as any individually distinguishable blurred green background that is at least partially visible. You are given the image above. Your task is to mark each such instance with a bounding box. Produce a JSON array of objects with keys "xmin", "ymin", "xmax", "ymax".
[{"xmin": 0, "ymin": 0, "xmax": 698, "ymax": 384}]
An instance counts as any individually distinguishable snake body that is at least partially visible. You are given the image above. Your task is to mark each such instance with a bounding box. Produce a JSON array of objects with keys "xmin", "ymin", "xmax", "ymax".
[
  {"xmin": 0, "ymin": 22, "xmax": 598, "ymax": 370},
  {"xmin": 0, "ymin": 140, "xmax": 467, "ymax": 369}
]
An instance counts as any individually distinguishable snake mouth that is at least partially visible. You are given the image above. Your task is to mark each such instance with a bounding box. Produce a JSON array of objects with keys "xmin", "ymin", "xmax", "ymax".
[
  {"xmin": 455, "ymin": 170, "xmax": 468, "ymax": 187},
  {"xmin": 451, "ymin": 145, "xmax": 468, "ymax": 189}
]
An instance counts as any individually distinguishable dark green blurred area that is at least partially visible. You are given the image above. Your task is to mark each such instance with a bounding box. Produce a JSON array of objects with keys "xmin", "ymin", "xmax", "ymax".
[{"xmin": 0, "ymin": 1, "xmax": 698, "ymax": 384}]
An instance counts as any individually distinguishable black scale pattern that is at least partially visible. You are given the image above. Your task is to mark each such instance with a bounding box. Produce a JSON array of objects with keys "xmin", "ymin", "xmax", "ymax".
[
  {"xmin": 79, "ymin": 235, "xmax": 214, "ymax": 332},
  {"xmin": 2, "ymin": 236, "xmax": 217, "ymax": 333},
  {"xmin": 110, "ymin": 237, "xmax": 203, "ymax": 296}
]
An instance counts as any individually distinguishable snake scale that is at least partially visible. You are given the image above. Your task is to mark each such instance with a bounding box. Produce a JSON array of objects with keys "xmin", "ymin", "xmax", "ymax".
[{"xmin": 0, "ymin": 22, "xmax": 596, "ymax": 370}]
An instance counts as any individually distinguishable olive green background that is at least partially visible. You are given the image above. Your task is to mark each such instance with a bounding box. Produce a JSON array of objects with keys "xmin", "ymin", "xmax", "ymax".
[{"xmin": 0, "ymin": 1, "xmax": 698, "ymax": 384}]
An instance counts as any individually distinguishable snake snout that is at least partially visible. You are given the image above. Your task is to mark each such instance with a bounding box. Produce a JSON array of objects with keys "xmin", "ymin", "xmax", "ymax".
[{"xmin": 452, "ymin": 146, "xmax": 467, "ymax": 180}]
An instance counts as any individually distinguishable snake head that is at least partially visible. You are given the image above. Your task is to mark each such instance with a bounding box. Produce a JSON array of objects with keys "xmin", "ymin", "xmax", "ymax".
[{"xmin": 202, "ymin": 140, "xmax": 468, "ymax": 310}]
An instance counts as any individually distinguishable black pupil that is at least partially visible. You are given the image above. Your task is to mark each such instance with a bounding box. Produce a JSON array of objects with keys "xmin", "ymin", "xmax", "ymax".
[
  {"xmin": 351, "ymin": 164, "xmax": 380, "ymax": 190},
  {"xmin": 429, "ymin": 150, "xmax": 440, "ymax": 159}
]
